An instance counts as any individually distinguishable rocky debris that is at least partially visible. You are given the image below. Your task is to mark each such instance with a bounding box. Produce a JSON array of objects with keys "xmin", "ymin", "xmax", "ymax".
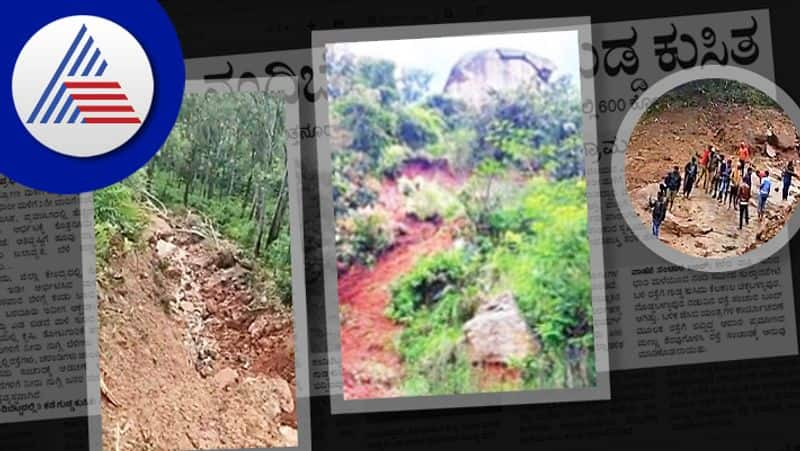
[
  {"xmin": 98, "ymin": 211, "xmax": 298, "ymax": 450},
  {"xmin": 213, "ymin": 248, "xmax": 237, "ymax": 269},
  {"xmin": 756, "ymin": 220, "xmax": 784, "ymax": 242},
  {"xmin": 662, "ymin": 220, "xmax": 713, "ymax": 237},
  {"xmin": 279, "ymin": 426, "xmax": 298, "ymax": 446},
  {"xmin": 443, "ymin": 48, "xmax": 556, "ymax": 110},
  {"xmin": 350, "ymin": 360, "xmax": 402, "ymax": 389},
  {"xmin": 463, "ymin": 292, "xmax": 539, "ymax": 365},
  {"xmin": 271, "ymin": 377, "xmax": 294, "ymax": 413},
  {"xmin": 185, "ymin": 212, "xmax": 203, "ymax": 228},
  {"xmin": 762, "ymin": 128, "xmax": 795, "ymax": 151},
  {"xmin": 248, "ymin": 314, "xmax": 273, "ymax": 339},
  {"xmin": 164, "ymin": 266, "xmax": 182, "ymax": 281},
  {"xmin": 214, "ymin": 367, "xmax": 239, "ymax": 390},
  {"xmin": 156, "ymin": 240, "xmax": 178, "ymax": 259},
  {"xmin": 146, "ymin": 215, "xmax": 174, "ymax": 243}
]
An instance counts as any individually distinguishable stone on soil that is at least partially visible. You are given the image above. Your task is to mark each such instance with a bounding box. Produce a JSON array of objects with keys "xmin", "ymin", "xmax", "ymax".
[
  {"xmin": 156, "ymin": 240, "xmax": 177, "ymax": 259},
  {"xmin": 462, "ymin": 292, "xmax": 539, "ymax": 365},
  {"xmin": 213, "ymin": 367, "xmax": 238, "ymax": 390}
]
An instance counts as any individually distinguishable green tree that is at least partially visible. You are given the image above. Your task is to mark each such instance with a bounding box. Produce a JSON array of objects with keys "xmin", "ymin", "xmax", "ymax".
[{"xmin": 399, "ymin": 68, "xmax": 433, "ymax": 104}]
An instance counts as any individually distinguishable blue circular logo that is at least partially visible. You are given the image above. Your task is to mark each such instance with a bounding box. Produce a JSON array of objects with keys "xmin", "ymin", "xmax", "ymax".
[{"xmin": 1, "ymin": 0, "xmax": 185, "ymax": 194}]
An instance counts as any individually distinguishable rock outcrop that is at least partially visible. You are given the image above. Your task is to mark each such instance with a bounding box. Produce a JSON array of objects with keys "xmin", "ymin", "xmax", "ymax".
[{"xmin": 443, "ymin": 48, "xmax": 557, "ymax": 109}]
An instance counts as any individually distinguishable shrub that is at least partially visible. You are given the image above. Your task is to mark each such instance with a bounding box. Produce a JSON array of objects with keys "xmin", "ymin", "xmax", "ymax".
[
  {"xmin": 424, "ymin": 94, "xmax": 471, "ymax": 129},
  {"xmin": 489, "ymin": 177, "xmax": 591, "ymax": 352},
  {"xmin": 93, "ymin": 180, "xmax": 147, "ymax": 266},
  {"xmin": 458, "ymin": 159, "xmax": 516, "ymax": 234},
  {"xmin": 398, "ymin": 319, "xmax": 476, "ymax": 396},
  {"xmin": 386, "ymin": 249, "xmax": 468, "ymax": 323},
  {"xmin": 397, "ymin": 106, "xmax": 446, "ymax": 150},
  {"xmin": 388, "ymin": 249, "xmax": 480, "ymax": 395},
  {"xmin": 378, "ymin": 144, "xmax": 410, "ymax": 178},
  {"xmin": 336, "ymin": 207, "xmax": 395, "ymax": 267},
  {"xmin": 476, "ymin": 76, "xmax": 584, "ymax": 178},
  {"xmin": 426, "ymin": 127, "xmax": 477, "ymax": 172},
  {"xmin": 332, "ymin": 88, "xmax": 398, "ymax": 155},
  {"xmin": 403, "ymin": 178, "xmax": 465, "ymax": 222},
  {"xmin": 332, "ymin": 151, "xmax": 378, "ymax": 215},
  {"xmin": 653, "ymin": 78, "xmax": 779, "ymax": 110}
]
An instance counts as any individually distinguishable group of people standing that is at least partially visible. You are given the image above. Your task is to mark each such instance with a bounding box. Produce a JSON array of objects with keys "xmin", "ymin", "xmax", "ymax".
[{"xmin": 649, "ymin": 142, "xmax": 797, "ymax": 238}]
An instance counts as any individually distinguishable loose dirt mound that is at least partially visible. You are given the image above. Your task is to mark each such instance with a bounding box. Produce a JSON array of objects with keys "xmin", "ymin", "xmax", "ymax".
[
  {"xmin": 98, "ymin": 213, "xmax": 297, "ymax": 450},
  {"xmin": 625, "ymin": 104, "xmax": 800, "ymax": 258}
]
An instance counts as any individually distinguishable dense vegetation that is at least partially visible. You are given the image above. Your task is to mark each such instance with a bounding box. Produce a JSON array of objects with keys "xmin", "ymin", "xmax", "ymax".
[
  {"xmin": 95, "ymin": 92, "xmax": 292, "ymax": 304},
  {"xmin": 647, "ymin": 78, "xmax": 779, "ymax": 113},
  {"xmin": 328, "ymin": 46, "xmax": 594, "ymax": 394}
]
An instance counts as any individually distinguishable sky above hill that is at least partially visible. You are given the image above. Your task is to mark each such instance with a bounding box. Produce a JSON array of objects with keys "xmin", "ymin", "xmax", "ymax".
[{"xmin": 328, "ymin": 29, "xmax": 581, "ymax": 94}]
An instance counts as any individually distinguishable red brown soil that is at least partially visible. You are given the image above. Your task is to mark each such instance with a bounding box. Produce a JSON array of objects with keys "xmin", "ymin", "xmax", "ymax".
[
  {"xmin": 338, "ymin": 162, "xmax": 466, "ymax": 400},
  {"xmin": 98, "ymin": 213, "xmax": 297, "ymax": 450},
  {"xmin": 625, "ymin": 104, "xmax": 800, "ymax": 257},
  {"xmin": 475, "ymin": 362, "xmax": 524, "ymax": 392}
]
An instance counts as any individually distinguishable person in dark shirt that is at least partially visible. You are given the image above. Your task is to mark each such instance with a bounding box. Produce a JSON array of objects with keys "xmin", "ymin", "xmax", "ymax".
[
  {"xmin": 649, "ymin": 191, "xmax": 668, "ymax": 237},
  {"xmin": 683, "ymin": 156, "xmax": 698, "ymax": 198},
  {"xmin": 782, "ymin": 161, "xmax": 796, "ymax": 201},
  {"xmin": 664, "ymin": 166, "xmax": 682, "ymax": 211},
  {"xmin": 717, "ymin": 158, "xmax": 732, "ymax": 202},
  {"xmin": 744, "ymin": 166, "xmax": 755, "ymax": 191}
]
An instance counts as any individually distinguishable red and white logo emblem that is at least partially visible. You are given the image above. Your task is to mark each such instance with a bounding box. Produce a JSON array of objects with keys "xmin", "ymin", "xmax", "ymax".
[{"xmin": 12, "ymin": 15, "xmax": 154, "ymax": 158}]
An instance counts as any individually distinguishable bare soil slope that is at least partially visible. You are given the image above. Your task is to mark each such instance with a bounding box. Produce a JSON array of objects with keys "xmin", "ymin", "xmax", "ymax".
[
  {"xmin": 338, "ymin": 162, "xmax": 463, "ymax": 400},
  {"xmin": 98, "ymin": 213, "xmax": 297, "ymax": 450}
]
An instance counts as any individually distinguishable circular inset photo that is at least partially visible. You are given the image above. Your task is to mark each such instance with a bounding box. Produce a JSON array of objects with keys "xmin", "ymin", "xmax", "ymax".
[{"xmin": 620, "ymin": 73, "xmax": 800, "ymax": 265}]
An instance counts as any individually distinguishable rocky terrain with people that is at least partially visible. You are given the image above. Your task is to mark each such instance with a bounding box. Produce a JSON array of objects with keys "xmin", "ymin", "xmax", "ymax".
[{"xmin": 626, "ymin": 99, "xmax": 800, "ymax": 258}]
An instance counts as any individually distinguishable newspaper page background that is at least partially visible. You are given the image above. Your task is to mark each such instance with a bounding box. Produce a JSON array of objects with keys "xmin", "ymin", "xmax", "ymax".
[
  {"xmin": 586, "ymin": 10, "xmax": 798, "ymax": 370},
  {"xmin": 185, "ymin": 7, "xmax": 800, "ymax": 451},
  {"xmin": 0, "ymin": 176, "xmax": 99, "ymax": 450},
  {"xmin": 0, "ymin": 5, "xmax": 798, "ymax": 451}
]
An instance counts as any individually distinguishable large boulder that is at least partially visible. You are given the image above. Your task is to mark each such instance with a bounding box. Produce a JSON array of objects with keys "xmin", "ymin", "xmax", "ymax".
[
  {"xmin": 462, "ymin": 292, "xmax": 539, "ymax": 365},
  {"xmin": 443, "ymin": 48, "xmax": 556, "ymax": 109}
]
